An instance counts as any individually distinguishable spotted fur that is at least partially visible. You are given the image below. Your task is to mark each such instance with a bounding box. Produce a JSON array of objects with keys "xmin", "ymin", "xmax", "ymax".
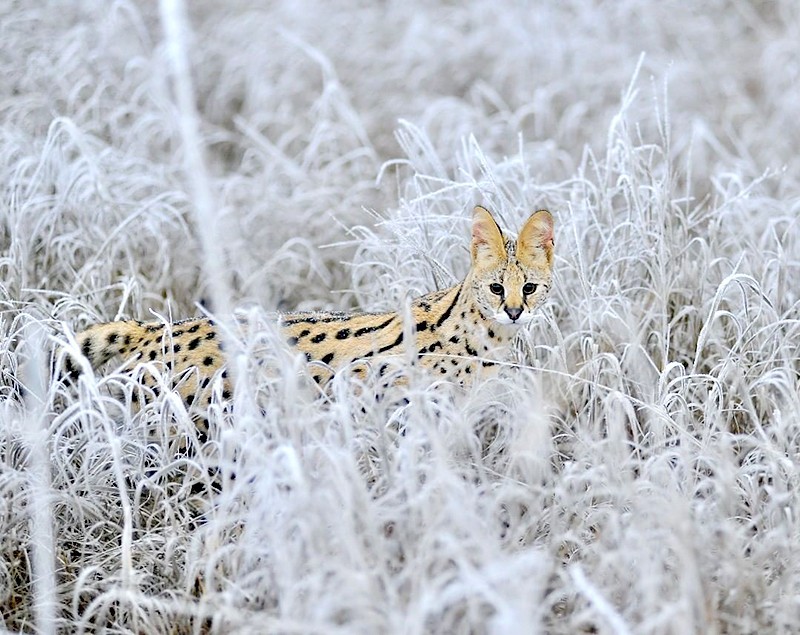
[{"xmin": 64, "ymin": 206, "xmax": 554, "ymax": 411}]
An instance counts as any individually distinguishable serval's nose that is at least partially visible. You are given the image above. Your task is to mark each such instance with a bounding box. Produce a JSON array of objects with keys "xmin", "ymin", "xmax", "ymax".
[{"xmin": 505, "ymin": 306, "xmax": 522, "ymax": 322}]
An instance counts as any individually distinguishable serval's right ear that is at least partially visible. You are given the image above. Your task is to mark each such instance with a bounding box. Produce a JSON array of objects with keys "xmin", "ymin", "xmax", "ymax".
[{"xmin": 471, "ymin": 206, "xmax": 506, "ymax": 268}]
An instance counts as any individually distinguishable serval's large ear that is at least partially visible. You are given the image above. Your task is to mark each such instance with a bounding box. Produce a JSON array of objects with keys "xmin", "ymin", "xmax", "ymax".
[
  {"xmin": 517, "ymin": 210, "xmax": 554, "ymax": 268},
  {"xmin": 471, "ymin": 206, "xmax": 506, "ymax": 267}
]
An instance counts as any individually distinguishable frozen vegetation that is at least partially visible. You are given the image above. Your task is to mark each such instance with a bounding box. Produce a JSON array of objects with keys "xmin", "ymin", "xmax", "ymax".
[{"xmin": 1, "ymin": 1, "xmax": 799, "ymax": 632}]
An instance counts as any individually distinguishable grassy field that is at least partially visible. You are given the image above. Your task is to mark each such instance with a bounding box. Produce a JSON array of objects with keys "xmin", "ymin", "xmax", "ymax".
[{"xmin": 2, "ymin": 1, "xmax": 799, "ymax": 633}]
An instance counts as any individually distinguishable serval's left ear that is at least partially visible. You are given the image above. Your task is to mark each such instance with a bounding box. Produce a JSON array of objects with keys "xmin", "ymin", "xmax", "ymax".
[
  {"xmin": 517, "ymin": 210, "xmax": 554, "ymax": 268},
  {"xmin": 471, "ymin": 205, "xmax": 506, "ymax": 267}
]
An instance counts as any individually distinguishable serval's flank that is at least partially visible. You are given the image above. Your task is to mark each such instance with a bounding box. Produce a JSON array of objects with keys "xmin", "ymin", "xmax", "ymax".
[{"xmin": 64, "ymin": 205, "xmax": 554, "ymax": 412}]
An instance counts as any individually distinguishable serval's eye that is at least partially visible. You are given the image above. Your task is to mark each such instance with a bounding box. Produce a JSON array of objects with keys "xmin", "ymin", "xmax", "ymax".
[
  {"xmin": 489, "ymin": 283, "xmax": 504, "ymax": 296},
  {"xmin": 522, "ymin": 283, "xmax": 537, "ymax": 295}
]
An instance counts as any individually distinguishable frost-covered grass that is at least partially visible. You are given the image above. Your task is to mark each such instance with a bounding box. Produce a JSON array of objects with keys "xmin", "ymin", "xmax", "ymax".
[{"xmin": 2, "ymin": 1, "xmax": 800, "ymax": 633}]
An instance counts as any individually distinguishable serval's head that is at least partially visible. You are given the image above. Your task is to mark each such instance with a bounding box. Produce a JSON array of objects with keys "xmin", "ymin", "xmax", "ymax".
[{"xmin": 468, "ymin": 205, "xmax": 554, "ymax": 326}]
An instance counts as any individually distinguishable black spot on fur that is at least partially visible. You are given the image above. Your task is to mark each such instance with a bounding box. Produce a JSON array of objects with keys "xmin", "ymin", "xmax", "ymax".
[
  {"xmin": 354, "ymin": 316, "xmax": 394, "ymax": 337},
  {"xmin": 418, "ymin": 346, "xmax": 428, "ymax": 355},
  {"xmin": 299, "ymin": 329, "xmax": 310, "ymax": 338},
  {"xmin": 81, "ymin": 337, "xmax": 92, "ymax": 358},
  {"xmin": 222, "ymin": 390, "xmax": 231, "ymax": 400},
  {"xmin": 311, "ymin": 332, "xmax": 326, "ymax": 343},
  {"xmin": 313, "ymin": 374, "xmax": 322, "ymax": 384},
  {"xmin": 420, "ymin": 302, "xmax": 431, "ymax": 312},
  {"xmin": 436, "ymin": 285, "xmax": 462, "ymax": 328},
  {"xmin": 363, "ymin": 331, "xmax": 404, "ymax": 358},
  {"xmin": 481, "ymin": 360, "xmax": 496, "ymax": 367},
  {"xmin": 188, "ymin": 337, "xmax": 201, "ymax": 351},
  {"xmin": 287, "ymin": 336, "xmax": 299, "ymax": 346},
  {"xmin": 186, "ymin": 394, "xmax": 194, "ymax": 405},
  {"xmin": 465, "ymin": 367, "xmax": 472, "ymax": 374},
  {"xmin": 440, "ymin": 367, "xmax": 447, "ymax": 374},
  {"xmin": 465, "ymin": 343, "xmax": 478, "ymax": 356},
  {"xmin": 124, "ymin": 334, "xmax": 131, "ymax": 345},
  {"xmin": 149, "ymin": 350, "xmax": 157, "ymax": 361},
  {"xmin": 152, "ymin": 385, "xmax": 160, "ymax": 396},
  {"xmin": 173, "ymin": 330, "xmax": 183, "ymax": 337},
  {"xmin": 146, "ymin": 324, "xmax": 161, "ymax": 332},
  {"xmin": 449, "ymin": 335, "xmax": 460, "ymax": 344},
  {"xmin": 322, "ymin": 352, "xmax": 335, "ymax": 364},
  {"xmin": 428, "ymin": 341, "xmax": 443, "ymax": 352},
  {"xmin": 188, "ymin": 324, "xmax": 200, "ymax": 333},
  {"xmin": 203, "ymin": 356, "xmax": 214, "ymax": 366},
  {"xmin": 106, "ymin": 332, "xmax": 117, "ymax": 345},
  {"xmin": 201, "ymin": 377, "xmax": 210, "ymax": 389},
  {"xmin": 336, "ymin": 328, "xmax": 350, "ymax": 339},
  {"xmin": 305, "ymin": 352, "xmax": 312, "ymax": 362},
  {"xmin": 173, "ymin": 343, "xmax": 181, "ymax": 353},
  {"xmin": 205, "ymin": 331, "xmax": 216, "ymax": 340}
]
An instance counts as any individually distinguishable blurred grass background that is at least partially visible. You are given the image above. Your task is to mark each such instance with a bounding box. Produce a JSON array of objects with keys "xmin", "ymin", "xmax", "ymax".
[{"xmin": 1, "ymin": 1, "xmax": 799, "ymax": 633}]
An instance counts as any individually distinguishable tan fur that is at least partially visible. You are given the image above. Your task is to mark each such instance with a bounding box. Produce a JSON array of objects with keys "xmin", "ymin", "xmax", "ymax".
[{"xmin": 64, "ymin": 206, "xmax": 554, "ymax": 413}]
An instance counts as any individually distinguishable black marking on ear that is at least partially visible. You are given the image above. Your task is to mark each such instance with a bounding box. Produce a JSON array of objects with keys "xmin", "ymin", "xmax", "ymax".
[
  {"xmin": 322, "ymin": 352, "xmax": 335, "ymax": 364},
  {"xmin": 311, "ymin": 333, "xmax": 326, "ymax": 343},
  {"xmin": 203, "ymin": 356, "xmax": 214, "ymax": 366},
  {"xmin": 436, "ymin": 285, "xmax": 462, "ymax": 328},
  {"xmin": 188, "ymin": 337, "xmax": 201, "ymax": 351},
  {"xmin": 336, "ymin": 328, "xmax": 350, "ymax": 339},
  {"xmin": 354, "ymin": 316, "xmax": 394, "ymax": 337}
]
